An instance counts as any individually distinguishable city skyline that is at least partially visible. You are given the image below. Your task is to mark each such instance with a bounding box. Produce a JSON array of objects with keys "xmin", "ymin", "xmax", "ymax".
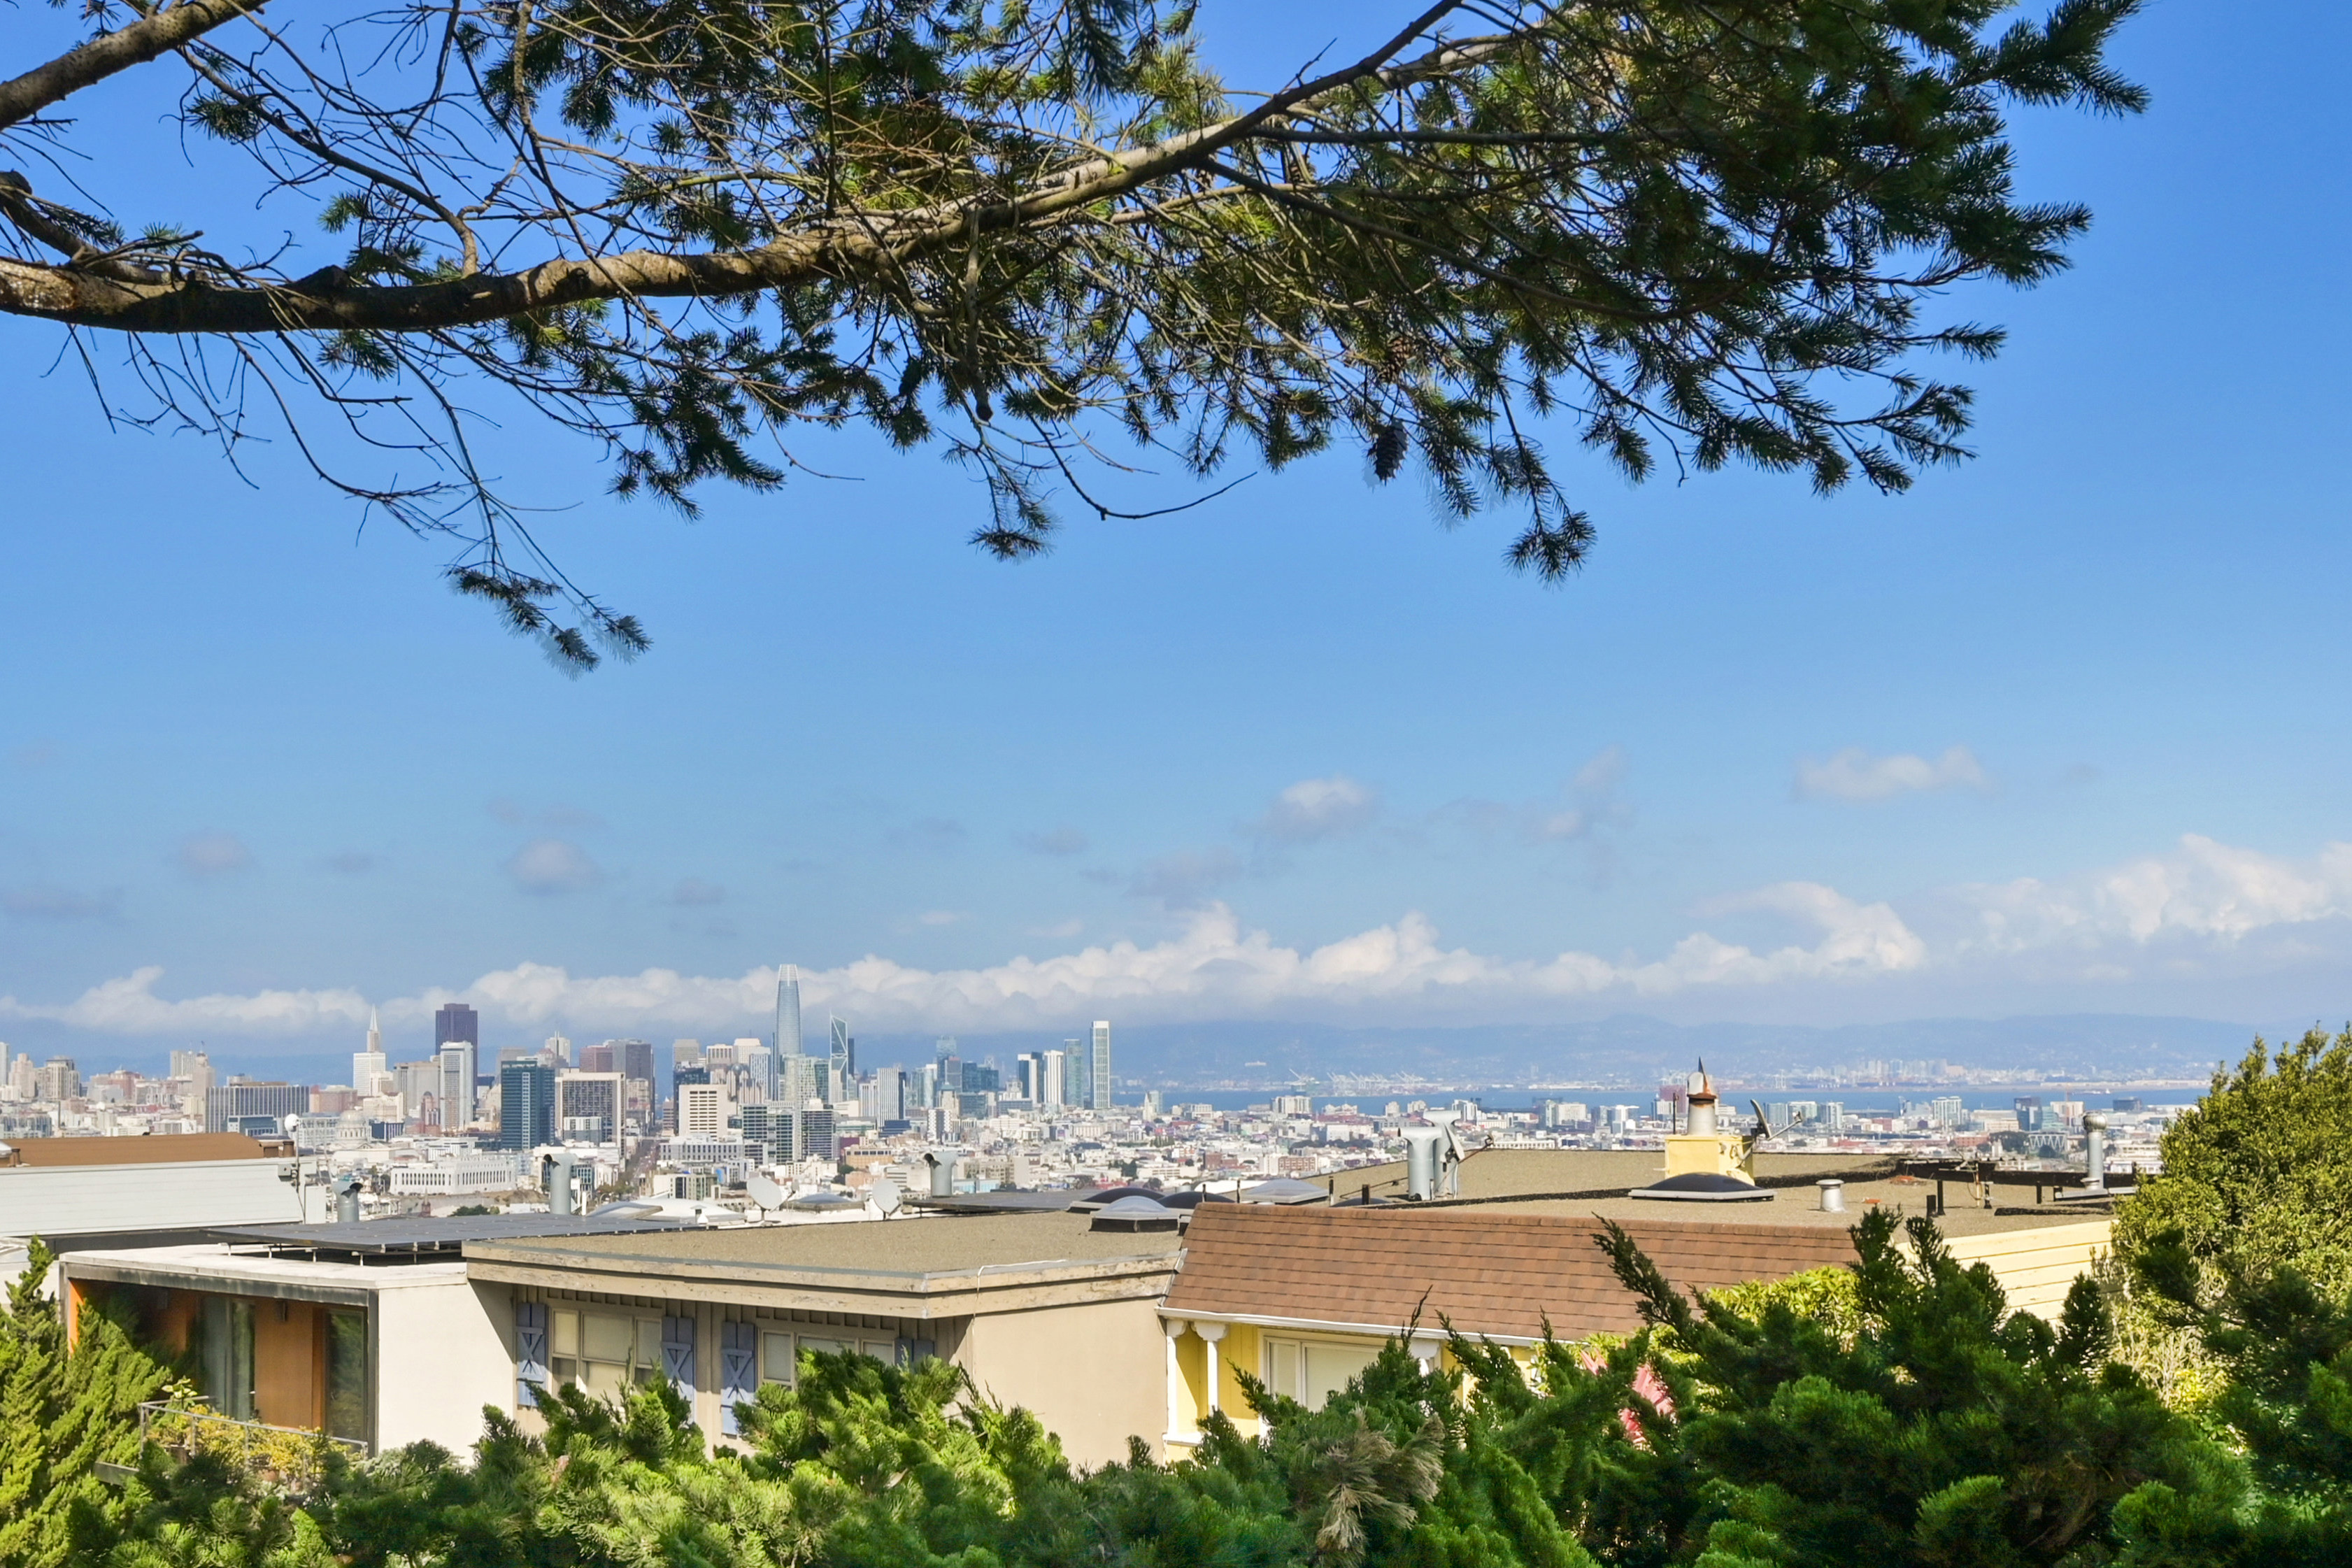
[{"xmin": 8, "ymin": 3, "xmax": 2352, "ymax": 1051}]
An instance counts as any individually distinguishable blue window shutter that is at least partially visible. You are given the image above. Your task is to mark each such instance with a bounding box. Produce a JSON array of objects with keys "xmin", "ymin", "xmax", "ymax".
[
  {"xmin": 718, "ymin": 1321, "xmax": 757, "ymax": 1437},
  {"xmin": 662, "ymin": 1314, "xmax": 697, "ymax": 1402},
  {"xmin": 515, "ymin": 1301, "xmax": 548, "ymax": 1409}
]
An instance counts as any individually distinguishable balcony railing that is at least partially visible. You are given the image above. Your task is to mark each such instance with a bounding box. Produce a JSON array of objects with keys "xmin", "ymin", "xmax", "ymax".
[{"xmin": 136, "ymin": 1401, "xmax": 367, "ymax": 1491}]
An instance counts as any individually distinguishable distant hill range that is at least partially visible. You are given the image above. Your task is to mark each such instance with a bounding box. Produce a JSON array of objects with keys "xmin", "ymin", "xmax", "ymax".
[
  {"xmin": 59, "ymin": 1012, "xmax": 2269, "ymax": 1093},
  {"xmin": 863, "ymin": 1013, "xmax": 2262, "ymax": 1089}
]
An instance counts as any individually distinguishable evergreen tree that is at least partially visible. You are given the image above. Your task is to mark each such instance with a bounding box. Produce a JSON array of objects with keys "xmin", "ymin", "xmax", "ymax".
[
  {"xmin": 0, "ymin": 1243, "xmax": 178, "ymax": 1568},
  {"xmin": 2113, "ymin": 1027, "xmax": 2352, "ymax": 1298}
]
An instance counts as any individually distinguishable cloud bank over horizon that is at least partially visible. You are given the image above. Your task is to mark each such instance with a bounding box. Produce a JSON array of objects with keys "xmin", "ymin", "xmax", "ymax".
[{"xmin": 8, "ymin": 832, "xmax": 2352, "ymax": 1044}]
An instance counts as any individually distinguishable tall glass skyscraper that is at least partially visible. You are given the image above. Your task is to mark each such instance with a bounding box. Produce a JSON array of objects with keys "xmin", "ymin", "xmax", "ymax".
[
  {"xmin": 829, "ymin": 1015, "xmax": 854, "ymax": 1084},
  {"xmin": 1090, "ymin": 1020, "xmax": 1113, "ymax": 1111},
  {"xmin": 498, "ymin": 1061, "xmax": 556, "ymax": 1150},
  {"xmin": 775, "ymin": 964, "xmax": 802, "ymax": 1058}
]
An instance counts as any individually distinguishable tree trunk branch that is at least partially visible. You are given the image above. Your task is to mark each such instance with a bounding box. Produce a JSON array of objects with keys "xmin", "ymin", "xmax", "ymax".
[{"xmin": 0, "ymin": 0, "xmax": 266, "ymax": 132}]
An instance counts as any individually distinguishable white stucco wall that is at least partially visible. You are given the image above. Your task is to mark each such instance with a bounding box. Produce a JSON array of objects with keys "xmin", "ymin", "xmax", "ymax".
[{"xmin": 372, "ymin": 1276, "xmax": 515, "ymax": 1453}]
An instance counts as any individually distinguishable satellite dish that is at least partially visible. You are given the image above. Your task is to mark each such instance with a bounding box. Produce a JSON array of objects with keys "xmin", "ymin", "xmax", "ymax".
[
  {"xmin": 747, "ymin": 1173, "xmax": 786, "ymax": 1211},
  {"xmin": 283, "ymin": 1113, "xmax": 302, "ymax": 1132},
  {"xmin": 870, "ymin": 1177, "xmax": 902, "ymax": 1215}
]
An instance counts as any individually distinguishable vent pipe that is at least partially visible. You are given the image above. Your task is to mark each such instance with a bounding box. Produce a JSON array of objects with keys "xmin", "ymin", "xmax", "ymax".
[
  {"xmin": 1816, "ymin": 1178, "xmax": 1845, "ymax": 1213},
  {"xmin": 332, "ymin": 1173, "xmax": 361, "ymax": 1224},
  {"xmin": 545, "ymin": 1150, "xmax": 578, "ymax": 1216},
  {"xmin": 1402, "ymin": 1126, "xmax": 1444, "ymax": 1200},
  {"xmin": 2083, "ymin": 1114, "xmax": 2108, "ymax": 1192},
  {"xmin": 925, "ymin": 1149, "xmax": 957, "ymax": 1199}
]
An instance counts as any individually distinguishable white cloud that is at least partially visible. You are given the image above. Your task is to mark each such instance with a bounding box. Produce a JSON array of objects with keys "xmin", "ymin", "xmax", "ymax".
[
  {"xmin": 1254, "ymin": 776, "xmax": 1379, "ymax": 843},
  {"xmin": 1, "ymin": 893, "xmax": 1923, "ymax": 1036},
  {"xmin": 23, "ymin": 832, "xmax": 2352, "ymax": 1040},
  {"xmin": 0, "ymin": 966, "xmax": 369, "ymax": 1034},
  {"xmin": 178, "ymin": 832, "xmax": 253, "ymax": 877},
  {"xmin": 1962, "ymin": 834, "xmax": 2352, "ymax": 952},
  {"xmin": 505, "ymin": 839, "xmax": 601, "ymax": 895},
  {"xmin": 1795, "ymin": 746, "xmax": 1990, "ymax": 803}
]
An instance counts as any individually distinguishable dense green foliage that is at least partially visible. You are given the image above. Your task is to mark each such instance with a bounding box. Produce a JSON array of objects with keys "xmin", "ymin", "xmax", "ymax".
[
  {"xmin": 0, "ymin": 1243, "xmax": 180, "ymax": 1568},
  {"xmin": 0, "ymin": 0, "xmax": 2147, "ymax": 664},
  {"xmin": 2114, "ymin": 1028, "xmax": 2352, "ymax": 1297}
]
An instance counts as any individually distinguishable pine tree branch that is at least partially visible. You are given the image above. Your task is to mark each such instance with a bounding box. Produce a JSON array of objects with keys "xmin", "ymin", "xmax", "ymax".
[{"xmin": 0, "ymin": 0, "xmax": 268, "ymax": 132}]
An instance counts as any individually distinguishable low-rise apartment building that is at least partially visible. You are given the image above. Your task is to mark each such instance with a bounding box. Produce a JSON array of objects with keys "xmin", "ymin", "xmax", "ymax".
[
  {"xmin": 464, "ymin": 1209, "xmax": 1183, "ymax": 1462},
  {"xmin": 1160, "ymin": 1147, "xmax": 2122, "ymax": 1446}
]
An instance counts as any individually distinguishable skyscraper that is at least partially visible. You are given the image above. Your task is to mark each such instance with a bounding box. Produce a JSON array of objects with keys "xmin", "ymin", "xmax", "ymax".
[
  {"xmin": 776, "ymin": 964, "xmax": 803, "ymax": 1058},
  {"xmin": 1041, "ymin": 1049, "xmax": 1066, "ymax": 1111},
  {"xmin": 353, "ymin": 1008, "xmax": 387, "ymax": 1095},
  {"xmin": 498, "ymin": 1061, "xmax": 556, "ymax": 1150},
  {"xmin": 439, "ymin": 1042, "xmax": 474, "ymax": 1127},
  {"xmin": 435, "ymin": 1002, "xmax": 479, "ymax": 1115},
  {"xmin": 1090, "ymin": 1020, "xmax": 1113, "ymax": 1111},
  {"xmin": 1063, "ymin": 1036, "xmax": 1088, "ymax": 1110},
  {"xmin": 829, "ymin": 1015, "xmax": 854, "ymax": 1084}
]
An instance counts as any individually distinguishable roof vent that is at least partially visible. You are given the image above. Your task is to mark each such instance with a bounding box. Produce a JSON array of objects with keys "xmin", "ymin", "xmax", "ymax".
[
  {"xmin": 1629, "ymin": 1171, "xmax": 1775, "ymax": 1203},
  {"xmin": 1070, "ymin": 1184, "xmax": 1164, "ymax": 1213},
  {"xmin": 1090, "ymin": 1196, "xmax": 1181, "ymax": 1233}
]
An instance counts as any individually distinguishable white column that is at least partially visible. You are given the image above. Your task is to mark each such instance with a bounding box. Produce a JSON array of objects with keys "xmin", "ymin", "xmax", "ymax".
[
  {"xmin": 1409, "ymin": 1334, "xmax": 1441, "ymax": 1376},
  {"xmin": 1163, "ymin": 1318, "xmax": 1190, "ymax": 1442},
  {"xmin": 1197, "ymin": 1321, "xmax": 1227, "ymax": 1414}
]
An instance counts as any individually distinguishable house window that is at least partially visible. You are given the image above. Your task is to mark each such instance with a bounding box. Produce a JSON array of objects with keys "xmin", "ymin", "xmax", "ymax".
[
  {"xmin": 325, "ymin": 1310, "xmax": 367, "ymax": 1441},
  {"xmin": 1262, "ymin": 1337, "xmax": 1379, "ymax": 1411},
  {"xmin": 200, "ymin": 1296, "xmax": 256, "ymax": 1420},
  {"xmin": 548, "ymin": 1309, "xmax": 664, "ymax": 1395},
  {"xmin": 755, "ymin": 1331, "xmax": 901, "ymax": 1388}
]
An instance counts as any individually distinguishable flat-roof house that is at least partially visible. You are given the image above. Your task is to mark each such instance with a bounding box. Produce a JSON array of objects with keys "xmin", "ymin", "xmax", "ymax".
[
  {"xmin": 1, "ymin": 1133, "xmax": 299, "ymax": 1274},
  {"xmin": 463, "ymin": 1209, "xmax": 1185, "ymax": 1464},
  {"xmin": 65, "ymin": 1209, "xmax": 1186, "ymax": 1466},
  {"xmin": 61, "ymin": 1216, "xmax": 687, "ymax": 1453},
  {"xmin": 1158, "ymin": 1148, "xmax": 2121, "ymax": 1450}
]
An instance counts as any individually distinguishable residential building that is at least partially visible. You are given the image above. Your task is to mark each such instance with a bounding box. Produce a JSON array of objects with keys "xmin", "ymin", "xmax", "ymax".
[
  {"xmin": 1157, "ymin": 1146, "xmax": 2123, "ymax": 1448},
  {"xmin": 499, "ymin": 1061, "xmax": 557, "ymax": 1150},
  {"xmin": 59, "ymin": 1215, "xmax": 682, "ymax": 1453},
  {"xmin": 37, "ymin": 1055, "xmax": 82, "ymax": 1102},
  {"xmin": 794, "ymin": 1106, "xmax": 838, "ymax": 1162},
  {"xmin": 0, "ymin": 1132, "xmax": 296, "ymax": 1276},
  {"xmin": 466, "ymin": 1210, "xmax": 1182, "ymax": 1461}
]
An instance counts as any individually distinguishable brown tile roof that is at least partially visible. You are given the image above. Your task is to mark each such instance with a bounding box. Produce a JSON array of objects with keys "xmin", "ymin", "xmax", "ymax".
[
  {"xmin": 0, "ymin": 1132, "xmax": 269, "ymax": 1168},
  {"xmin": 1163, "ymin": 1202, "xmax": 1858, "ymax": 1342}
]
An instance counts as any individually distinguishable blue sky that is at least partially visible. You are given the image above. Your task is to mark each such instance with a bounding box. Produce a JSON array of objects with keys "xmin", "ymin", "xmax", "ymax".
[{"xmin": 6, "ymin": 0, "xmax": 2352, "ymax": 1062}]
